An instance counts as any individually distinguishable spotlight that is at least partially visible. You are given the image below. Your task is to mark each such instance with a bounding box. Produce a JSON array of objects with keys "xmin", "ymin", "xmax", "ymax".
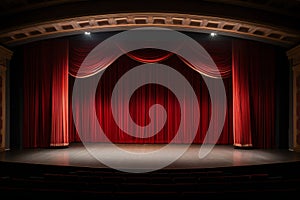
[
  {"xmin": 84, "ymin": 31, "xmax": 91, "ymax": 35},
  {"xmin": 210, "ymin": 32, "xmax": 217, "ymax": 37}
]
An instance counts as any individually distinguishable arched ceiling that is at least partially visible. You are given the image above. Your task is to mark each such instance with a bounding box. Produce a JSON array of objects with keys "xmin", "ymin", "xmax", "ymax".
[{"xmin": 0, "ymin": 0, "xmax": 299, "ymax": 48}]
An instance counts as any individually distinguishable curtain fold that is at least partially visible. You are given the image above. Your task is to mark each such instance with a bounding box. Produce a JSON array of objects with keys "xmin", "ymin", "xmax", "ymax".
[
  {"xmin": 179, "ymin": 56, "xmax": 231, "ymax": 78},
  {"xmin": 69, "ymin": 33, "xmax": 117, "ymax": 78},
  {"xmin": 180, "ymin": 34, "xmax": 232, "ymax": 78},
  {"xmin": 232, "ymin": 39, "xmax": 275, "ymax": 148},
  {"xmin": 126, "ymin": 48, "xmax": 173, "ymax": 63},
  {"xmin": 23, "ymin": 39, "xmax": 69, "ymax": 148},
  {"xmin": 68, "ymin": 33, "xmax": 233, "ymax": 144},
  {"xmin": 51, "ymin": 42, "xmax": 69, "ymax": 147},
  {"xmin": 69, "ymin": 33, "xmax": 232, "ymax": 79},
  {"xmin": 22, "ymin": 32, "xmax": 277, "ymax": 149},
  {"xmin": 69, "ymin": 54, "xmax": 233, "ymax": 144}
]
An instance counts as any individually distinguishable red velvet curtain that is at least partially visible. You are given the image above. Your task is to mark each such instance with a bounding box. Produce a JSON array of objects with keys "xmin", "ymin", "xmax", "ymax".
[
  {"xmin": 69, "ymin": 55, "xmax": 233, "ymax": 144},
  {"xmin": 126, "ymin": 48, "xmax": 173, "ymax": 63},
  {"xmin": 69, "ymin": 33, "xmax": 232, "ymax": 79},
  {"xmin": 178, "ymin": 36, "xmax": 232, "ymax": 78},
  {"xmin": 23, "ymin": 39, "xmax": 69, "ymax": 148},
  {"xmin": 232, "ymin": 39, "xmax": 275, "ymax": 148},
  {"xmin": 68, "ymin": 33, "xmax": 117, "ymax": 78},
  {"xmin": 69, "ymin": 35, "xmax": 233, "ymax": 144},
  {"xmin": 22, "ymin": 32, "xmax": 277, "ymax": 148}
]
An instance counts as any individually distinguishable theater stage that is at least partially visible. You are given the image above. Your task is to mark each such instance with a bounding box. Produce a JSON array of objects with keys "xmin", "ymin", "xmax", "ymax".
[{"xmin": 1, "ymin": 143, "xmax": 300, "ymax": 171}]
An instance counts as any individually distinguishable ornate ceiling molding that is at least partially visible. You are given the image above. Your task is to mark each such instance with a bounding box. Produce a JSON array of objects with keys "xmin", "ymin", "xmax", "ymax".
[{"xmin": 1, "ymin": 12, "xmax": 299, "ymax": 47}]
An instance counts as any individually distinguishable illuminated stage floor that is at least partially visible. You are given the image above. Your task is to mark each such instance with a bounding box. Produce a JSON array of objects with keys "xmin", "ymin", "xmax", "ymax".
[{"xmin": 1, "ymin": 143, "xmax": 300, "ymax": 172}]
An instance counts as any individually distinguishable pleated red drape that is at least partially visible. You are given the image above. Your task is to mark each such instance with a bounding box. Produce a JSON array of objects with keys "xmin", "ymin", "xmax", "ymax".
[
  {"xmin": 69, "ymin": 54, "xmax": 233, "ymax": 144},
  {"xmin": 22, "ymin": 32, "xmax": 277, "ymax": 149},
  {"xmin": 69, "ymin": 33, "xmax": 232, "ymax": 79},
  {"xmin": 68, "ymin": 34, "xmax": 233, "ymax": 144},
  {"xmin": 178, "ymin": 36, "xmax": 232, "ymax": 78},
  {"xmin": 23, "ymin": 39, "xmax": 69, "ymax": 148},
  {"xmin": 232, "ymin": 39, "xmax": 275, "ymax": 148}
]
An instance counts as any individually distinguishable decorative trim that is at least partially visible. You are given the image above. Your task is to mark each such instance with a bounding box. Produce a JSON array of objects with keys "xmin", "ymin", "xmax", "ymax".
[{"xmin": 0, "ymin": 12, "xmax": 299, "ymax": 47}]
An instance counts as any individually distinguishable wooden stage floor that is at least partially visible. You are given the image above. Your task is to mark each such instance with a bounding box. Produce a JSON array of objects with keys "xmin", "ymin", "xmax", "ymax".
[{"xmin": 1, "ymin": 143, "xmax": 300, "ymax": 172}]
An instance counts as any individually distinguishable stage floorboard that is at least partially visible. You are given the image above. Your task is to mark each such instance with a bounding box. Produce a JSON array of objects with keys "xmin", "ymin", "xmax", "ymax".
[{"xmin": 1, "ymin": 143, "xmax": 300, "ymax": 171}]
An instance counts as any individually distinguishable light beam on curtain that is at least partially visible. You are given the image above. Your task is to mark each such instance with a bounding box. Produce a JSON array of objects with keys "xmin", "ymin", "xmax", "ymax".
[
  {"xmin": 178, "ymin": 34, "xmax": 232, "ymax": 78},
  {"xmin": 68, "ymin": 33, "xmax": 119, "ymax": 78},
  {"xmin": 23, "ymin": 39, "xmax": 69, "ymax": 148},
  {"xmin": 232, "ymin": 39, "xmax": 275, "ymax": 148}
]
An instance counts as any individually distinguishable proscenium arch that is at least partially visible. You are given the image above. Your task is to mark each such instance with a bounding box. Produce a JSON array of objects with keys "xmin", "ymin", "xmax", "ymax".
[{"xmin": 1, "ymin": 12, "xmax": 299, "ymax": 48}]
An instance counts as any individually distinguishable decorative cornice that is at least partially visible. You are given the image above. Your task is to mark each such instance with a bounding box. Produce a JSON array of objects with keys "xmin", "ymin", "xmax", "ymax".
[
  {"xmin": 287, "ymin": 45, "xmax": 300, "ymax": 58},
  {"xmin": 0, "ymin": 45, "xmax": 13, "ymax": 68},
  {"xmin": 1, "ymin": 12, "xmax": 299, "ymax": 47},
  {"xmin": 0, "ymin": 46, "xmax": 13, "ymax": 58},
  {"xmin": 288, "ymin": 45, "xmax": 300, "ymax": 67}
]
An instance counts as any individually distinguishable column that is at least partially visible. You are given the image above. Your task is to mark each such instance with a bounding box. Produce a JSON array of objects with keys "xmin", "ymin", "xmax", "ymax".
[
  {"xmin": 0, "ymin": 46, "xmax": 13, "ymax": 151},
  {"xmin": 287, "ymin": 45, "xmax": 300, "ymax": 152}
]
